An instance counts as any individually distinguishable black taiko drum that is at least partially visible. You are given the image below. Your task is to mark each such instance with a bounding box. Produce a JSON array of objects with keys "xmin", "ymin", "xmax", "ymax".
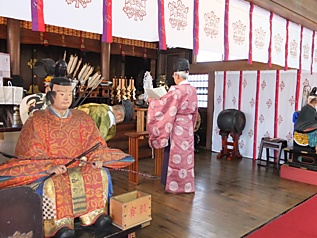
[{"xmin": 217, "ymin": 109, "xmax": 246, "ymax": 133}]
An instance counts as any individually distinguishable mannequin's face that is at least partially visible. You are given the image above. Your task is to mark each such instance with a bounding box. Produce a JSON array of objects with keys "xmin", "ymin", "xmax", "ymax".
[
  {"xmin": 51, "ymin": 84, "xmax": 73, "ymax": 113},
  {"xmin": 114, "ymin": 110, "xmax": 124, "ymax": 123}
]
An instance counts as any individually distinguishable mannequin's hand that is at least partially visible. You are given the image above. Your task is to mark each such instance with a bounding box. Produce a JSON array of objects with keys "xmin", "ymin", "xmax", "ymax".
[
  {"xmin": 46, "ymin": 165, "xmax": 67, "ymax": 176},
  {"xmin": 92, "ymin": 161, "xmax": 103, "ymax": 169}
]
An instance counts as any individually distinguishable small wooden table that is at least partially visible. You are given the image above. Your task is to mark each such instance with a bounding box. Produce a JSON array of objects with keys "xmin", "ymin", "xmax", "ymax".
[
  {"xmin": 125, "ymin": 131, "xmax": 163, "ymax": 184},
  {"xmin": 257, "ymin": 137, "xmax": 288, "ymax": 170}
]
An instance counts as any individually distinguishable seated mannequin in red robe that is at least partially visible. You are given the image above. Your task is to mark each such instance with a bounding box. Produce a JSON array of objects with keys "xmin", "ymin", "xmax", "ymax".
[{"xmin": 0, "ymin": 77, "xmax": 134, "ymax": 238}]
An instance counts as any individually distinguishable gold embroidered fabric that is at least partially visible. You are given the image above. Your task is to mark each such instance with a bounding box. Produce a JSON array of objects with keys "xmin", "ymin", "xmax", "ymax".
[
  {"xmin": 69, "ymin": 167, "xmax": 87, "ymax": 215},
  {"xmin": 294, "ymin": 131, "xmax": 309, "ymax": 146},
  {"xmin": 43, "ymin": 217, "xmax": 73, "ymax": 237},
  {"xmin": 80, "ymin": 208, "xmax": 105, "ymax": 226}
]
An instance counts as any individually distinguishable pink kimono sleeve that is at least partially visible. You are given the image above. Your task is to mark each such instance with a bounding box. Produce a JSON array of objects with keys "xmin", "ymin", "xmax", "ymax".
[{"xmin": 147, "ymin": 88, "xmax": 179, "ymax": 149}]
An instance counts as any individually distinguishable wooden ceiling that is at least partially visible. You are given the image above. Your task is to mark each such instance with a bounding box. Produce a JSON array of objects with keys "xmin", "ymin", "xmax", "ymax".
[{"xmin": 245, "ymin": 0, "xmax": 317, "ymax": 31}]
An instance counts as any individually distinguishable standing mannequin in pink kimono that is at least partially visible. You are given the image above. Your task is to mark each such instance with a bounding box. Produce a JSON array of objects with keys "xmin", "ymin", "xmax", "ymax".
[{"xmin": 147, "ymin": 58, "xmax": 198, "ymax": 193}]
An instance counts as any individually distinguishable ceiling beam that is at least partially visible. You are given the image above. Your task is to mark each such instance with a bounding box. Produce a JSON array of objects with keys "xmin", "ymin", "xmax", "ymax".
[{"xmin": 190, "ymin": 60, "xmax": 286, "ymax": 74}]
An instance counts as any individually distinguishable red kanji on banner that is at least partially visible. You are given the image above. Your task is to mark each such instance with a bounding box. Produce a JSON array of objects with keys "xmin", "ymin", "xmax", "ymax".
[
  {"xmin": 168, "ymin": 0, "xmax": 189, "ymax": 30},
  {"xmin": 65, "ymin": 0, "xmax": 92, "ymax": 8},
  {"xmin": 123, "ymin": 0, "xmax": 147, "ymax": 21}
]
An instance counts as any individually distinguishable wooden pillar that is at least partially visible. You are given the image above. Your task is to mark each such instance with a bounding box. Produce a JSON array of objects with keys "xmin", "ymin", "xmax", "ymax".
[
  {"xmin": 101, "ymin": 42, "xmax": 110, "ymax": 81},
  {"xmin": 191, "ymin": 54, "xmax": 197, "ymax": 64},
  {"xmin": 121, "ymin": 62, "xmax": 125, "ymax": 77},
  {"xmin": 7, "ymin": 18, "xmax": 20, "ymax": 75},
  {"xmin": 157, "ymin": 51, "xmax": 165, "ymax": 76}
]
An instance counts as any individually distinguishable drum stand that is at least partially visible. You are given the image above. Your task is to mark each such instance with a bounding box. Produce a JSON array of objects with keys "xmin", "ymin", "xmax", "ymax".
[{"xmin": 217, "ymin": 130, "xmax": 242, "ymax": 160}]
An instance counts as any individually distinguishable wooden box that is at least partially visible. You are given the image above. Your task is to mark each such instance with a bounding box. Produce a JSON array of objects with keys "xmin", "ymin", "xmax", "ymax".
[{"xmin": 110, "ymin": 190, "xmax": 152, "ymax": 230}]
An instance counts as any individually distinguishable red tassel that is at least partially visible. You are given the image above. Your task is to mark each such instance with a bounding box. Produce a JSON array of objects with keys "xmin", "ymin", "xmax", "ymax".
[{"xmin": 42, "ymin": 32, "xmax": 49, "ymax": 46}]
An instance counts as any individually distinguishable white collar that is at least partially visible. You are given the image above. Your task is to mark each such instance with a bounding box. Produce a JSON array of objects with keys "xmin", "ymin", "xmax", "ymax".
[
  {"xmin": 48, "ymin": 106, "xmax": 70, "ymax": 118},
  {"xmin": 178, "ymin": 80, "xmax": 189, "ymax": 85}
]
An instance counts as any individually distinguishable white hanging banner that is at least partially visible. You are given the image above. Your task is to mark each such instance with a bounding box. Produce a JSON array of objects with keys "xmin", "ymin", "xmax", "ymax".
[
  {"xmin": 239, "ymin": 71, "xmax": 257, "ymax": 159},
  {"xmin": 312, "ymin": 33, "xmax": 317, "ymax": 73},
  {"xmin": 224, "ymin": 71, "xmax": 240, "ymax": 109},
  {"xmin": 287, "ymin": 22, "xmax": 301, "ymax": 70},
  {"xmin": 0, "ymin": 0, "xmax": 31, "ymax": 21},
  {"xmin": 301, "ymin": 27, "xmax": 313, "ymax": 72},
  {"xmin": 271, "ymin": 14, "xmax": 286, "ymax": 67},
  {"xmin": 165, "ymin": 0, "xmax": 194, "ymax": 49},
  {"xmin": 43, "ymin": 0, "xmax": 103, "ymax": 34},
  {"xmin": 251, "ymin": 6, "xmax": 270, "ymax": 64},
  {"xmin": 198, "ymin": 0, "xmax": 225, "ymax": 54},
  {"xmin": 257, "ymin": 71, "xmax": 276, "ymax": 158},
  {"xmin": 300, "ymin": 72, "xmax": 317, "ymax": 108},
  {"xmin": 278, "ymin": 70, "xmax": 297, "ymax": 149},
  {"xmin": 112, "ymin": 0, "xmax": 159, "ymax": 42},
  {"xmin": 212, "ymin": 71, "xmax": 224, "ymax": 153},
  {"xmin": 228, "ymin": 0, "xmax": 249, "ymax": 60}
]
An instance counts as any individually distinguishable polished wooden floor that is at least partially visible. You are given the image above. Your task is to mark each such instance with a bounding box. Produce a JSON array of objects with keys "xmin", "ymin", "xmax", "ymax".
[{"xmin": 110, "ymin": 149, "xmax": 317, "ymax": 238}]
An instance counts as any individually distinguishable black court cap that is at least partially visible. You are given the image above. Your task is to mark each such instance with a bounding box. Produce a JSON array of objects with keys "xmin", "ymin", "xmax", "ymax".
[{"xmin": 173, "ymin": 58, "xmax": 190, "ymax": 72}]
